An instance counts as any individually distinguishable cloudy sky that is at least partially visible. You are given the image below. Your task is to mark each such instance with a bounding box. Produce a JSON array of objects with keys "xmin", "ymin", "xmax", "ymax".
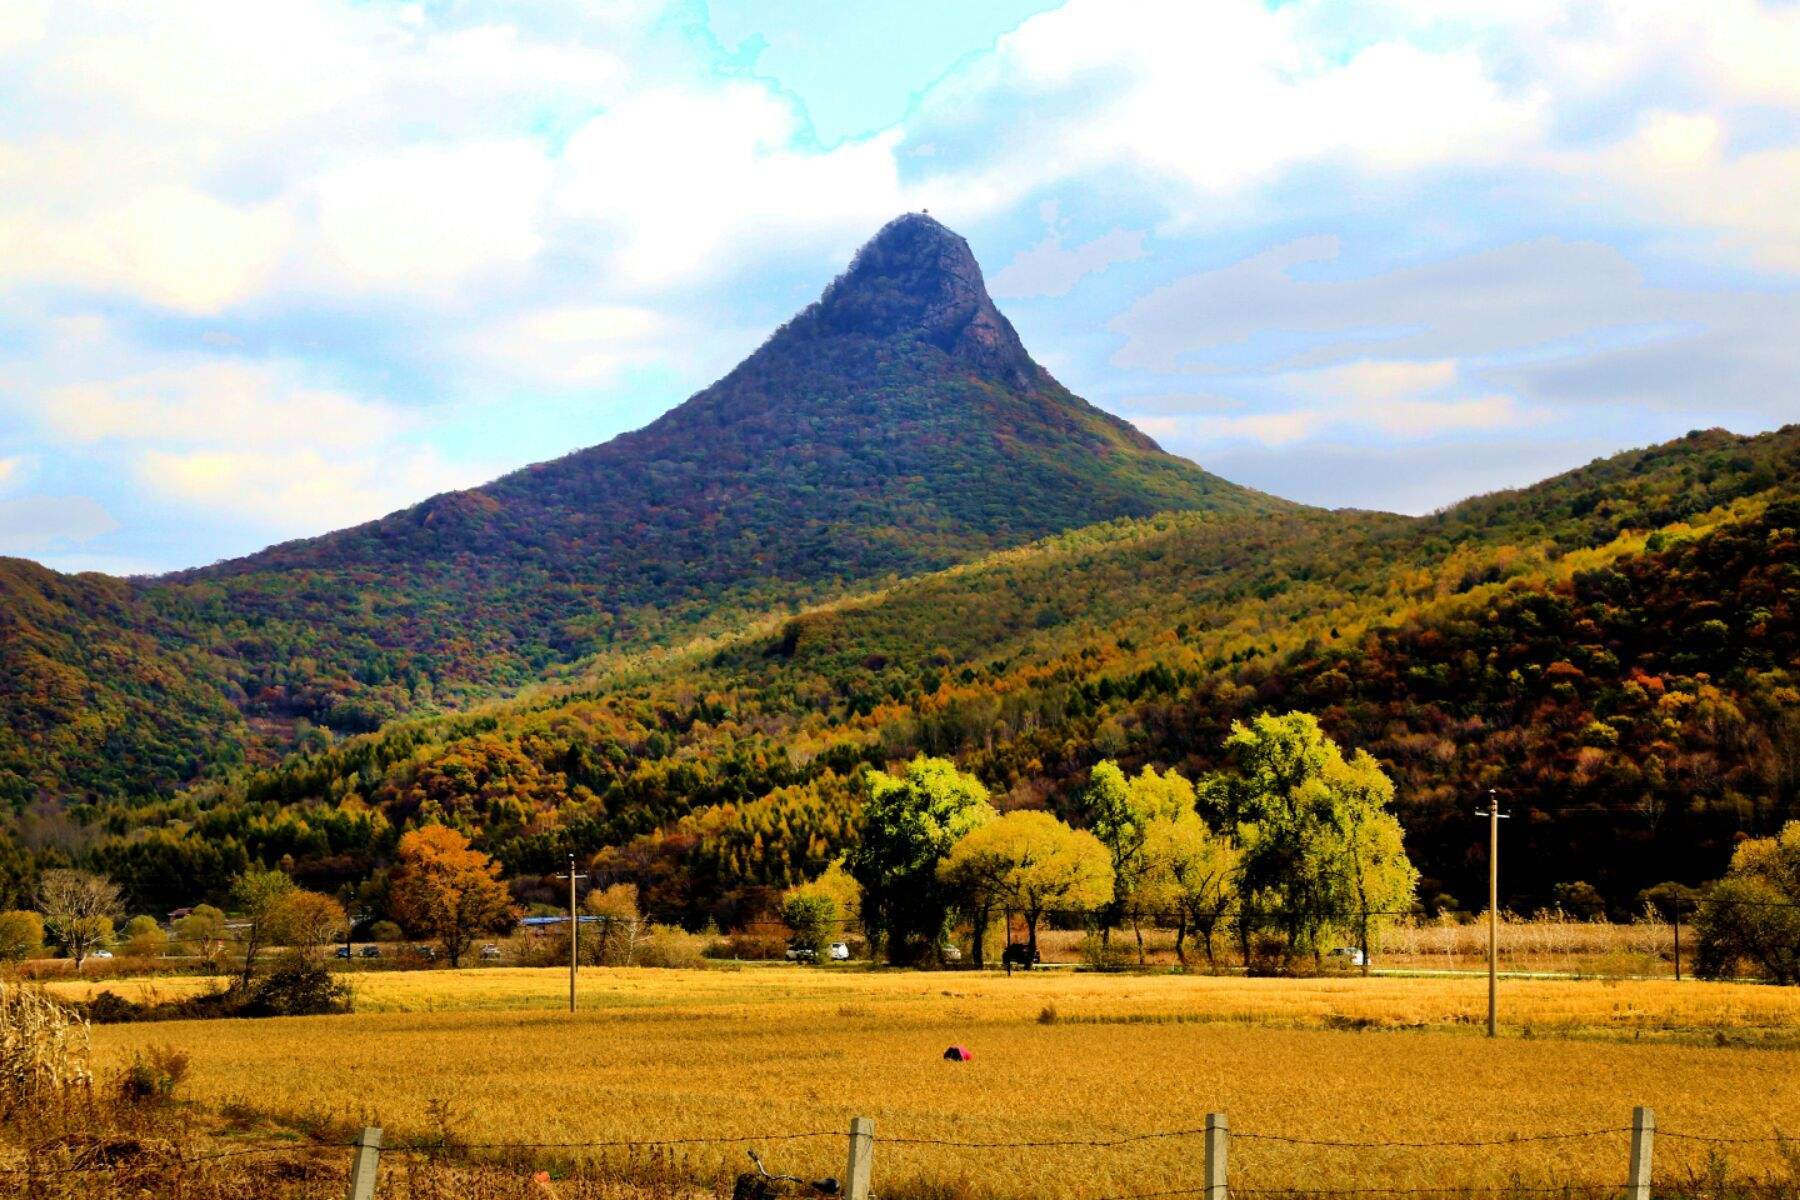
[{"xmin": 1, "ymin": 0, "xmax": 1796, "ymax": 574}]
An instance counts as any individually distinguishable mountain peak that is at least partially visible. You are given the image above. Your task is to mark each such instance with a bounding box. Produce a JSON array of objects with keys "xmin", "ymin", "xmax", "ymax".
[{"xmin": 790, "ymin": 213, "xmax": 1044, "ymax": 390}]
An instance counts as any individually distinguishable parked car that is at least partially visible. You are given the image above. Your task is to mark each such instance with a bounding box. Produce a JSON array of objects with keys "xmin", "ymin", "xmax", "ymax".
[
  {"xmin": 828, "ymin": 941, "xmax": 851, "ymax": 961},
  {"xmin": 413, "ymin": 945, "xmax": 436, "ymax": 960},
  {"xmin": 360, "ymin": 945, "xmax": 381, "ymax": 958},
  {"xmin": 1328, "ymin": 946, "xmax": 1367, "ymax": 967},
  {"xmin": 87, "ymin": 950, "xmax": 114, "ymax": 963},
  {"xmin": 334, "ymin": 945, "xmax": 352, "ymax": 959},
  {"xmin": 784, "ymin": 943, "xmax": 818, "ymax": 963},
  {"xmin": 479, "ymin": 944, "xmax": 502, "ymax": 960},
  {"xmin": 939, "ymin": 943, "xmax": 962, "ymax": 963}
]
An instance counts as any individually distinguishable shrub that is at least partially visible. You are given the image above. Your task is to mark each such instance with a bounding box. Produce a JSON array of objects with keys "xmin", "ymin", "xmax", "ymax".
[
  {"xmin": 120, "ymin": 915, "xmax": 169, "ymax": 958},
  {"xmin": 118, "ymin": 1044, "xmax": 190, "ymax": 1104},
  {"xmin": 1078, "ymin": 933, "xmax": 1132, "ymax": 971},
  {"xmin": 0, "ymin": 982, "xmax": 91, "ymax": 1116},
  {"xmin": 635, "ymin": 925, "xmax": 707, "ymax": 969},
  {"xmin": 1696, "ymin": 823, "xmax": 1800, "ymax": 984},
  {"xmin": 239, "ymin": 955, "xmax": 353, "ymax": 1017},
  {"xmin": 704, "ymin": 932, "xmax": 789, "ymax": 960},
  {"xmin": 0, "ymin": 911, "xmax": 45, "ymax": 962},
  {"xmin": 369, "ymin": 921, "xmax": 403, "ymax": 943}
]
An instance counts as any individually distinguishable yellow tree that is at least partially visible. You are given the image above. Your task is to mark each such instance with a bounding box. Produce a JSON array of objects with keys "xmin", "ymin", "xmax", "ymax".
[
  {"xmin": 271, "ymin": 890, "xmax": 348, "ymax": 960},
  {"xmin": 945, "ymin": 811, "xmax": 1112, "ymax": 967},
  {"xmin": 389, "ymin": 827, "xmax": 516, "ymax": 967},
  {"xmin": 1082, "ymin": 761, "xmax": 1196, "ymax": 959},
  {"xmin": 1139, "ymin": 813, "xmax": 1237, "ymax": 970}
]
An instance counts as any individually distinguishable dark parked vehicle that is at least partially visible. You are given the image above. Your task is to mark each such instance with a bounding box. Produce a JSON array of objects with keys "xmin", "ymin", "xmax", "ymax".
[
  {"xmin": 1001, "ymin": 943, "xmax": 1040, "ymax": 971},
  {"xmin": 360, "ymin": 945, "xmax": 381, "ymax": 958},
  {"xmin": 334, "ymin": 945, "xmax": 352, "ymax": 959}
]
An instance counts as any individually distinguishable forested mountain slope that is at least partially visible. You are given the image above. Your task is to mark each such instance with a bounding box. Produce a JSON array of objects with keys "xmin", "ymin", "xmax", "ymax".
[
  {"xmin": 54, "ymin": 426, "xmax": 1796, "ymax": 918},
  {"xmin": 0, "ymin": 560, "xmax": 250, "ymax": 806},
  {"xmin": 0, "ymin": 214, "xmax": 1275, "ymax": 808}
]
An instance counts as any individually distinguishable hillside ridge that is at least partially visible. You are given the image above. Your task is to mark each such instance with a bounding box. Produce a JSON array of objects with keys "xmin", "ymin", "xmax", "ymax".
[{"xmin": 2, "ymin": 214, "xmax": 1273, "ymax": 808}]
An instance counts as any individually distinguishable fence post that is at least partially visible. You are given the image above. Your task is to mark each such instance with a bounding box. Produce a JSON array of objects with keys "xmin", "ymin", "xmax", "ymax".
[
  {"xmin": 845, "ymin": 1116, "xmax": 875, "ymax": 1200},
  {"xmin": 1205, "ymin": 1112, "xmax": 1228, "ymax": 1200},
  {"xmin": 1627, "ymin": 1106, "xmax": 1654, "ymax": 1200},
  {"xmin": 346, "ymin": 1126, "xmax": 382, "ymax": 1200}
]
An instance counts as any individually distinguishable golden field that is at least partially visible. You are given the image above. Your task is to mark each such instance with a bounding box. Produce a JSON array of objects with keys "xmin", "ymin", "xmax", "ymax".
[{"xmin": 69, "ymin": 966, "xmax": 1800, "ymax": 1198}]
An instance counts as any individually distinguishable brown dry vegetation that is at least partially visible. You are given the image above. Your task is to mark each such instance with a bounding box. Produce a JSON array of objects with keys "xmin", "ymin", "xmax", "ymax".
[{"xmin": 40, "ymin": 967, "xmax": 1800, "ymax": 1200}]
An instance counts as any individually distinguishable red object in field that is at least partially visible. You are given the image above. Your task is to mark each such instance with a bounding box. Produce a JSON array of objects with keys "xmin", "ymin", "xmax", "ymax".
[{"xmin": 943, "ymin": 1045, "xmax": 973, "ymax": 1061}]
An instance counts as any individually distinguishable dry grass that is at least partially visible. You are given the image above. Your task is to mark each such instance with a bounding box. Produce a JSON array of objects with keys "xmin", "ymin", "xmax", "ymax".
[
  {"xmin": 69, "ymin": 966, "xmax": 1800, "ymax": 1199},
  {"xmin": 1036, "ymin": 913, "xmax": 1682, "ymax": 976}
]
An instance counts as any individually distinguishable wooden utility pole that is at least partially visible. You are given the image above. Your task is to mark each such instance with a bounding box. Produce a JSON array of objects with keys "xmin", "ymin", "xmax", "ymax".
[
  {"xmin": 1475, "ymin": 790, "xmax": 1509, "ymax": 1038},
  {"xmin": 1672, "ymin": 901, "xmax": 1682, "ymax": 981},
  {"xmin": 558, "ymin": 854, "xmax": 587, "ymax": 1013}
]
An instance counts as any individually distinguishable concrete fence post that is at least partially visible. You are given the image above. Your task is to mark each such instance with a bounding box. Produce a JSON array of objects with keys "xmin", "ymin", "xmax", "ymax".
[
  {"xmin": 1205, "ymin": 1112, "xmax": 1228, "ymax": 1200},
  {"xmin": 1627, "ymin": 1106, "xmax": 1654, "ymax": 1200},
  {"xmin": 346, "ymin": 1126, "xmax": 382, "ymax": 1200},
  {"xmin": 845, "ymin": 1116, "xmax": 875, "ymax": 1200}
]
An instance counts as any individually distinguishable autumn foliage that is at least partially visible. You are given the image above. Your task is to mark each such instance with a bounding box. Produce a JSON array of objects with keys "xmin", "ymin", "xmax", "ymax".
[{"xmin": 388, "ymin": 827, "xmax": 516, "ymax": 967}]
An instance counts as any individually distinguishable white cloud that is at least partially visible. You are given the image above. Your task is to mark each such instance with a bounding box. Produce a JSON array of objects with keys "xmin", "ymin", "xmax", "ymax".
[
  {"xmin": 0, "ymin": 183, "xmax": 290, "ymax": 315},
  {"xmin": 1109, "ymin": 235, "xmax": 1800, "ymax": 421},
  {"xmin": 302, "ymin": 140, "xmax": 553, "ymax": 298},
  {"xmin": 923, "ymin": 0, "xmax": 1545, "ymax": 209},
  {"xmin": 992, "ymin": 226, "xmax": 1148, "ymax": 299},
  {"xmin": 558, "ymin": 83, "xmax": 916, "ymax": 286},
  {"xmin": 467, "ymin": 305, "xmax": 671, "ymax": 386},
  {"xmin": 0, "ymin": 457, "xmax": 20, "ymax": 489},
  {"xmin": 137, "ymin": 446, "xmax": 482, "ymax": 533},
  {"xmin": 1131, "ymin": 358, "xmax": 1530, "ymax": 448},
  {"xmin": 1581, "ymin": 110, "xmax": 1800, "ymax": 272},
  {"xmin": 0, "ymin": 495, "xmax": 118, "ymax": 554},
  {"xmin": 19, "ymin": 354, "xmax": 498, "ymax": 539},
  {"xmin": 0, "ymin": 1, "xmax": 47, "ymax": 55},
  {"xmin": 40, "ymin": 362, "xmax": 411, "ymax": 451}
]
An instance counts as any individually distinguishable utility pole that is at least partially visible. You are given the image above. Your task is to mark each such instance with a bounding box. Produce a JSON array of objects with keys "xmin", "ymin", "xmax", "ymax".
[
  {"xmin": 1672, "ymin": 897, "xmax": 1682, "ymax": 982},
  {"xmin": 1475, "ymin": 789, "xmax": 1510, "ymax": 1038},
  {"xmin": 557, "ymin": 854, "xmax": 587, "ymax": 1014}
]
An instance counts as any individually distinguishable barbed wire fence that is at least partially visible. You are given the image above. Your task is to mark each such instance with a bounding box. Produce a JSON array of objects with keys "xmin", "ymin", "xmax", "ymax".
[
  {"xmin": 19, "ymin": 1109, "xmax": 1771, "ymax": 1200},
  {"xmin": 6, "ymin": 1104, "xmax": 1796, "ymax": 1197}
]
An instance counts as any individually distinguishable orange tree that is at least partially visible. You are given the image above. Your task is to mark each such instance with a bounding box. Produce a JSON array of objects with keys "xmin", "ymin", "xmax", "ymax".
[{"xmin": 388, "ymin": 827, "xmax": 516, "ymax": 967}]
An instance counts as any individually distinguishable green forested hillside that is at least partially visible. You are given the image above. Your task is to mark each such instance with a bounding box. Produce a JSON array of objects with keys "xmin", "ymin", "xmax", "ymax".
[
  {"xmin": 0, "ymin": 560, "xmax": 250, "ymax": 807},
  {"xmin": 41, "ymin": 425, "xmax": 1795, "ymax": 921},
  {"xmin": 0, "ymin": 215, "xmax": 1275, "ymax": 807}
]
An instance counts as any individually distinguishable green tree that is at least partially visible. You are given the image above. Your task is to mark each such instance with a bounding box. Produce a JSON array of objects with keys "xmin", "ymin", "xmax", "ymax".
[
  {"xmin": 1082, "ymin": 761, "xmax": 1197, "ymax": 962},
  {"xmin": 1201, "ymin": 712, "xmax": 1415, "ymax": 969},
  {"xmin": 941, "ymin": 811, "xmax": 1112, "ymax": 967},
  {"xmin": 37, "ymin": 869, "xmax": 122, "ymax": 968},
  {"xmin": 1139, "ymin": 813, "xmax": 1237, "ymax": 969},
  {"xmin": 174, "ymin": 903, "xmax": 228, "ymax": 970},
  {"xmin": 230, "ymin": 866, "xmax": 297, "ymax": 987},
  {"xmin": 0, "ymin": 910, "xmax": 44, "ymax": 962},
  {"xmin": 119, "ymin": 915, "xmax": 167, "ymax": 958},
  {"xmin": 846, "ymin": 757, "xmax": 996, "ymax": 964},
  {"xmin": 1696, "ymin": 821, "xmax": 1800, "ymax": 984},
  {"xmin": 781, "ymin": 893, "xmax": 839, "ymax": 958},
  {"xmin": 1330, "ymin": 748, "xmax": 1419, "ymax": 975}
]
